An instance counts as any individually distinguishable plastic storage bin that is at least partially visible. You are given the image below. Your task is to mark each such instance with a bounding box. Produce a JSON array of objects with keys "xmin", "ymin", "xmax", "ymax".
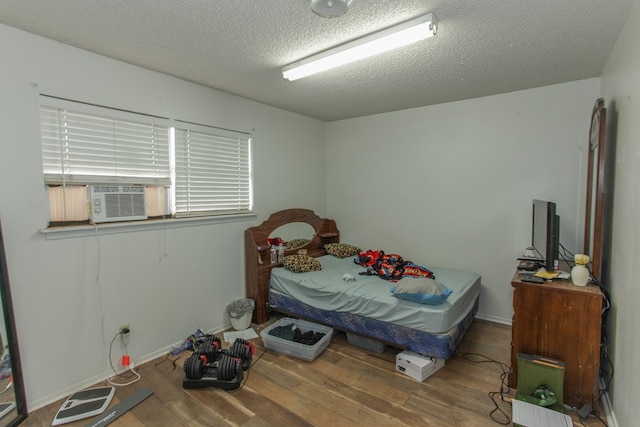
[
  {"xmin": 260, "ymin": 317, "xmax": 333, "ymax": 361},
  {"xmin": 346, "ymin": 332, "xmax": 388, "ymax": 353}
]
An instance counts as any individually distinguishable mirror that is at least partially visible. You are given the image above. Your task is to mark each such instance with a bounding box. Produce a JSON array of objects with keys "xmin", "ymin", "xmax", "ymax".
[
  {"xmin": 0, "ymin": 220, "xmax": 27, "ymax": 426},
  {"xmin": 584, "ymin": 98, "xmax": 606, "ymax": 282},
  {"xmin": 269, "ymin": 222, "xmax": 315, "ymax": 248}
]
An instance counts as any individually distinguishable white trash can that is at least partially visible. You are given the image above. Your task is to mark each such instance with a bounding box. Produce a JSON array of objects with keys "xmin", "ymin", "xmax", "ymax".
[{"xmin": 227, "ymin": 298, "xmax": 255, "ymax": 330}]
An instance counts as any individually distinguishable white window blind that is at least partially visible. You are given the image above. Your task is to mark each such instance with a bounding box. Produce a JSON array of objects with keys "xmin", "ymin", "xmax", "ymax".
[
  {"xmin": 40, "ymin": 97, "xmax": 171, "ymax": 186},
  {"xmin": 174, "ymin": 125, "xmax": 252, "ymax": 216},
  {"xmin": 39, "ymin": 95, "xmax": 253, "ymax": 225}
]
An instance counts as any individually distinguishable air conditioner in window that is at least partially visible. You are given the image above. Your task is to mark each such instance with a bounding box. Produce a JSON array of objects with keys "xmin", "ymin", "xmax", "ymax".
[{"xmin": 89, "ymin": 185, "xmax": 147, "ymax": 223}]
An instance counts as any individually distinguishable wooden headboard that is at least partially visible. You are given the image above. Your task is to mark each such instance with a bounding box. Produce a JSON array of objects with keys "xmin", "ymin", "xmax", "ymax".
[{"xmin": 244, "ymin": 208, "xmax": 339, "ymax": 323}]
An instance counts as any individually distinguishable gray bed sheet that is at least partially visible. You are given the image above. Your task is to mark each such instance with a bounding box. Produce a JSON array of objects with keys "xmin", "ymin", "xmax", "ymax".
[{"xmin": 269, "ymin": 255, "xmax": 481, "ymax": 334}]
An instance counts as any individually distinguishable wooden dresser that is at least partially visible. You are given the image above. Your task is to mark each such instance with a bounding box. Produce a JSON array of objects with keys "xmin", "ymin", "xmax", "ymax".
[{"xmin": 508, "ymin": 270, "xmax": 602, "ymax": 408}]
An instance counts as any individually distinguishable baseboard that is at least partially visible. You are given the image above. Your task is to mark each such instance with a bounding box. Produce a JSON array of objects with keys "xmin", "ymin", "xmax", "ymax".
[
  {"xmin": 29, "ymin": 344, "xmax": 175, "ymax": 412},
  {"xmin": 29, "ymin": 324, "xmax": 230, "ymax": 412},
  {"xmin": 600, "ymin": 380, "xmax": 618, "ymax": 427},
  {"xmin": 475, "ymin": 312, "xmax": 512, "ymax": 326}
]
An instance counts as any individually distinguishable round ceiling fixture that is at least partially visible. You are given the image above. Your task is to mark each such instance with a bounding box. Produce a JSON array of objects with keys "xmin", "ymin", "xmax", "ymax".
[{"xmin": 310, "ymin": 0, "xmax": 353, "ymax": 18}]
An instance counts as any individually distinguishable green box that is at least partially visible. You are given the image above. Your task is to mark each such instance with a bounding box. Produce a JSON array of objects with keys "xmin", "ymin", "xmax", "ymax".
[{"xmin": 515, "ymin": 353, "xmax": 565, "ymax": 413}]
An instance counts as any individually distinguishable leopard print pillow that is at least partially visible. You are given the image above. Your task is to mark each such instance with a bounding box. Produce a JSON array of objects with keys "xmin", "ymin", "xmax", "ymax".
[
  {"xmin": 282, "ymin": 254, "xmax": 322, "ymax": 273},
  {"xmin": 286, "ymin": 238, "xmax": 310, "ymax": 249},
  {"xmin": 325, "ymin": 243, "xmax": 361, "ymax": 259}
]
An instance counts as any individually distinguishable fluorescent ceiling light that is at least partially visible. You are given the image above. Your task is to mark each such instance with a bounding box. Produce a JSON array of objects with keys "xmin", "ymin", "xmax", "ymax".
[{"xmin": 282, "ymin": 13, "xmax": 437, "ymax": 81}]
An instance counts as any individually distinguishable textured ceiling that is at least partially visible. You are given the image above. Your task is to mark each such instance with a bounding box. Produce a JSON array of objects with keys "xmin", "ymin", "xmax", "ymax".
[{"xmin": 0, "ymin": 0, "xmax": 633, "ymax": 122}]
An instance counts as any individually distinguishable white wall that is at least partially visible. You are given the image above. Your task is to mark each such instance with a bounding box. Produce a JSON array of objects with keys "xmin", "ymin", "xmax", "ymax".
[
  {"xmin": 600, "ymin": 1, "xmax": 640, "ymax": 425},
  {"xmin": 1, "ymin": 15, "xmax": 630, "ymax": 418},
  {"xmin": 326, "ymin": 79, "xmax": 600, "ymax": 323},
  {"xmin": 0, "ymin": 24, "xmax": 326, "ymax": 409}
]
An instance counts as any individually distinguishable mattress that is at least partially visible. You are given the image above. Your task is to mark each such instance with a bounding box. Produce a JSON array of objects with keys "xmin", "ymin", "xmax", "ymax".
[
  {"xmin": 269, "ymin": 255, "xmax": 481, "ymax": 334},
  {"xmin": 269, "ymin": 289, "xmax": 478, "ymax": 359}
]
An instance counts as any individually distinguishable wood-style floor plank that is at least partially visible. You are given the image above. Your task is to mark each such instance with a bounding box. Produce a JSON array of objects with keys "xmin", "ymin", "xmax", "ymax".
[{"xmin": 20, "ymin": 318, "xmax": 607, "ymax": 426}]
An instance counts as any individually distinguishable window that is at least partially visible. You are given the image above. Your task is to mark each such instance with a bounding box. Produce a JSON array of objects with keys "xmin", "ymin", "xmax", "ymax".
[
  {"xmin": 39, "ymin": 96, "xmax": 253, "ymax": 226},
  {"xmin": 174, "ymin": 125, "xmax": 252, "ymax": 217}
]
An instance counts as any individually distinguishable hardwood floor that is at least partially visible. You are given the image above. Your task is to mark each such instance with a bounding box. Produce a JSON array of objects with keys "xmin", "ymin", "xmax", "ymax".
[{"xmin": 23, "ymin": 319, "xmax": 607, "ymax": 426}]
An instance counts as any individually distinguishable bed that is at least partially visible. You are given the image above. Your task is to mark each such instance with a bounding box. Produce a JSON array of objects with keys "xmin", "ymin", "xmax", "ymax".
[{"xmin": 244, "ymin": 208, "xmax": 480, "ymax": 359}]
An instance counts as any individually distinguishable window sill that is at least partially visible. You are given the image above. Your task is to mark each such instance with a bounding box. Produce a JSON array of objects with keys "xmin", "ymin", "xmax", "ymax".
[{"xmin": 39, "ymin": 213, "xmax": 257, "ymax": 240}]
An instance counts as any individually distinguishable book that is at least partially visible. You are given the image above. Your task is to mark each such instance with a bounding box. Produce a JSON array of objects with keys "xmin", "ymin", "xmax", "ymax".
[{"xmin": 534, "ymin": 268, "xmax": 560, "ymax": 279}]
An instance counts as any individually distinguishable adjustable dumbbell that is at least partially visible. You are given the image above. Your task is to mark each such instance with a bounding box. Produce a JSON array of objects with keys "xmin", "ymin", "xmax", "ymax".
[
  {"xmin": 183, "ymin": 352, "xmax": 241, "ymax": 381},
  {"xmin": 225, "ymin": 338, "xmax": 254, "ymax": 370}
]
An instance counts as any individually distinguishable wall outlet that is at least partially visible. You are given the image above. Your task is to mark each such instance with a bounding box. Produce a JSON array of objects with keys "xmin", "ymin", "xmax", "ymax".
[{"xmin": 119, "ymin": 324, "xmax": 130, "ymax": 345}]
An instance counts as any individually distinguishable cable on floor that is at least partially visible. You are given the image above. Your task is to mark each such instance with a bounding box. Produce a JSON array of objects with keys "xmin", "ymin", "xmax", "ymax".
[
  {"xmin": 461, "ymin": 352, "xmax": 512, "ymax": 425},
  {"xmin": 154, "ymin": 353, "xmax": 178, "ymax": 371},
  {"xmin": 227, "ymin": 346, "xmax": 267, "ymax": 393}
]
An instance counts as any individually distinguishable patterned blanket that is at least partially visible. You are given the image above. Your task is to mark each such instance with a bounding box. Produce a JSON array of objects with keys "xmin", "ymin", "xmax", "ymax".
[{"xmin": 353, "ymin": 249, "xmax": 435, "ymax": 281}]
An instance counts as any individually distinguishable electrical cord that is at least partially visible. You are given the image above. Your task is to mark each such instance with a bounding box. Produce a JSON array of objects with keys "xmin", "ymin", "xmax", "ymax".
[
  {"xmin": 583, "ymin": 271, "xmax": 614, "ymax": 401},
  {"xmin": 562, "ymin": 401, "xmax": 609, "ymax": 427},
  {"xmin": 106, "ymin": 331, "xmax": 141, "ymax": 387},
  {"xmin": 107, "ymin": 362, "xmax": 141, "ymax": 387},
  {"xmin": 560, "ymin": 241, "xmax": 614, "ymax": 383},
  {"xmin": 461, "ymin": 352, "xmax": 513, "ymax": 425},
  {"xmin": 557, "ymin": 242, "xmax": 613, "ymax": 426},
  {"xmin": 154, "ymin": 353, "xmax": 178, "ymax": 371},
  {"xmin": 558, "ymin": 243, "xmax": 576, "ymax": 264},
  {"xmin": 463, "ymin": 350, "xmax": 610, "ymax": 427},
  {"xmin": 227, "ymin": 346, "xmax": 266, "ymax": 393},
  {"xmin": 93, "ymin": 225, "xmax": 111, "ymax": 384},
  {"xmin": 589, "ymin": 411, "xmax": 609, "ymax": 426},
  {"xmin": 94, "ymin": 224, "xmax": 142, "ymax": 387},
  {"xmin": 593, "ymin": 278, "xmax": 614, "ymax": 399}
]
